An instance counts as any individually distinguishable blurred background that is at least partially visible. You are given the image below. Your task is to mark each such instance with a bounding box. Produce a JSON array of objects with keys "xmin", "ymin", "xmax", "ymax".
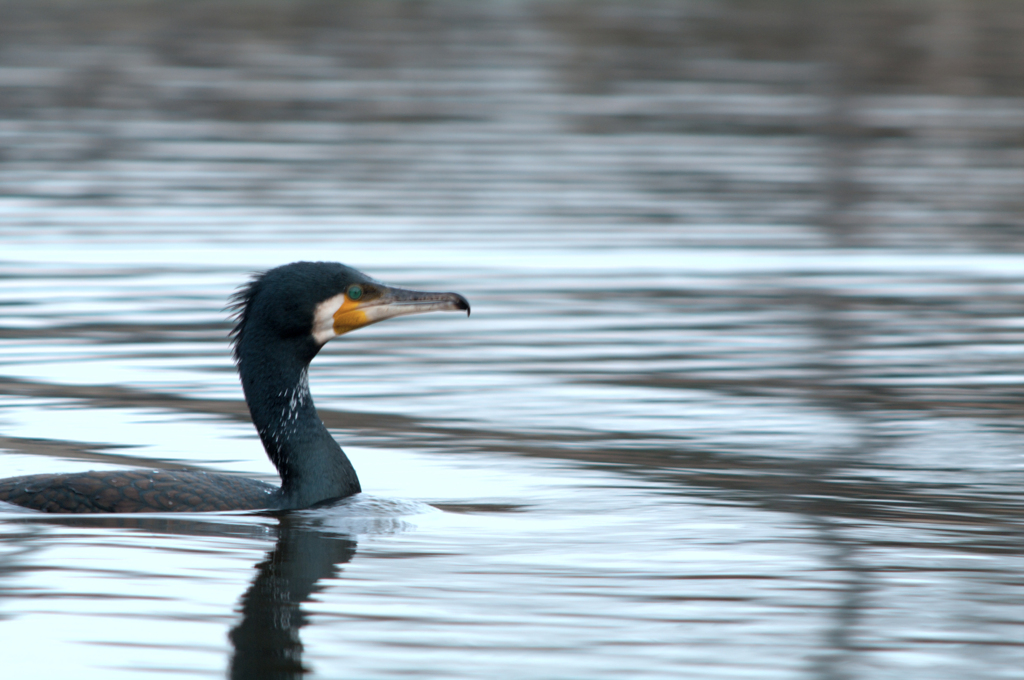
[
  {"xmin": 1, "ymin": 0, "xmax": 1021, "ymax": 249},
  {"xmin": 0, "ymin": 1, "xmax": 1022, "ymax": 679}
]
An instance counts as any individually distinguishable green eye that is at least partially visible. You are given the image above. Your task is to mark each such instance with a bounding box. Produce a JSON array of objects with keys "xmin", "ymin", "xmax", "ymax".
[{"xmin": 347, "ymin": 284, "xmax": 363, "ymax": 301}]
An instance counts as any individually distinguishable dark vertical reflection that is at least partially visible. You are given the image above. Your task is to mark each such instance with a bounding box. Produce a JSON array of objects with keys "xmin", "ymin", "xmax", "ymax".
[
  {"xmin": 806, "ymin": 517, "xmax": 874, "ymax": 680},
  {"xmin": 229, "ymin": 516, "xmax": 357, "ymax": 680},
  {"xmin": 802, "ymin": 299, "xmax": 874, "ymax": 680},
  {"xmin": 814, "ymin": 4, "xmax": 866, "ymax": 247}
]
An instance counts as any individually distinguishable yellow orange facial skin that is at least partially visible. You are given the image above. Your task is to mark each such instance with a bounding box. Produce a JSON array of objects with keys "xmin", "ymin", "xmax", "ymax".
[
  {"xmin": 312, "ymin": 290, "xmax": 369, "ymax": 345},
  {"xmin": 332, "ymin": 297, "xmax": 371, "ymax": 335}
]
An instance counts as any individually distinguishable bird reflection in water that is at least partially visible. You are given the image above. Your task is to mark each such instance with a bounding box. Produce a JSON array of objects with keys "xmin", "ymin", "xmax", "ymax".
[
  {"xmin": 4, "ymin": 510, "xmax": 381, "ymax": 679},
  {"xmin": 229, "ymin": 514, "xmax": 357, "ymax": 680}
]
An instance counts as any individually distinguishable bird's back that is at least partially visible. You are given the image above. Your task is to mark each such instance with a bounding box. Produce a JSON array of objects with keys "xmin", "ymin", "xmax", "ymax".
[{"xmin": 0, "ymin": 469, "xmax": 278, "ymax": 513}]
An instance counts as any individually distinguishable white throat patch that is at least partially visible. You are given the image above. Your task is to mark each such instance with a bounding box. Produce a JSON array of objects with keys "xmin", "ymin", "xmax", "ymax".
[{"xmin": 312, "ymin": 293, "xmax": 347, "ymax": 345}]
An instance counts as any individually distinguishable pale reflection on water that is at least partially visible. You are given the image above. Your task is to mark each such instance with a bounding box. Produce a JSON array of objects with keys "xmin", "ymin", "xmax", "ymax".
[{"xmin": 1, "ymin": 0, "xmax": 1023, "ymax": 678}]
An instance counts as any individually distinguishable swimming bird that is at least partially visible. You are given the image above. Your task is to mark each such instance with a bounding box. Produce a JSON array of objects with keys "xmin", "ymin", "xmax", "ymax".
[{"xmin": 0, "ymin": 261, "xmax": 469, "ymax": 513}]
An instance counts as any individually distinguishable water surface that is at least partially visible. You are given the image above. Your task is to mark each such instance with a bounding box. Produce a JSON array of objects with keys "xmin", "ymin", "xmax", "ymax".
[{"xmin": 1, "ymin": 1, "xmax": 1022, "ymax": 678}]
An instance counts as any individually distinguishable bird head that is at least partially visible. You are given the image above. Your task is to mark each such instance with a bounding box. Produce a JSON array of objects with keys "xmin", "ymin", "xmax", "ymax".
[{"xmin": 230, "ymin": 261, "xmax": 469, "ymax": 363}]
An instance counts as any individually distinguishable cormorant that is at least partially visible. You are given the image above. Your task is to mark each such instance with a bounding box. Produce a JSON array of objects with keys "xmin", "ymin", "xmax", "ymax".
[{"xmin": 0, "ymin": 261, "xmax": 470, "ymax": 513}]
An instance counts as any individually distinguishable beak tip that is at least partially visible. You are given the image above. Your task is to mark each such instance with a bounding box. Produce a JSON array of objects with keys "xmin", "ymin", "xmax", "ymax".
[{"xmin": 454, "ymin": 293, "xmax": 471, "ymax": 316}]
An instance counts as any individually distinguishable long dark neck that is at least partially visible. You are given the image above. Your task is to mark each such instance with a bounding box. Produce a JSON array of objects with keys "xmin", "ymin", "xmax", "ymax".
[{"xmin": 238, "ymin": 341, "xmax": 360, "ymax": 509}]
